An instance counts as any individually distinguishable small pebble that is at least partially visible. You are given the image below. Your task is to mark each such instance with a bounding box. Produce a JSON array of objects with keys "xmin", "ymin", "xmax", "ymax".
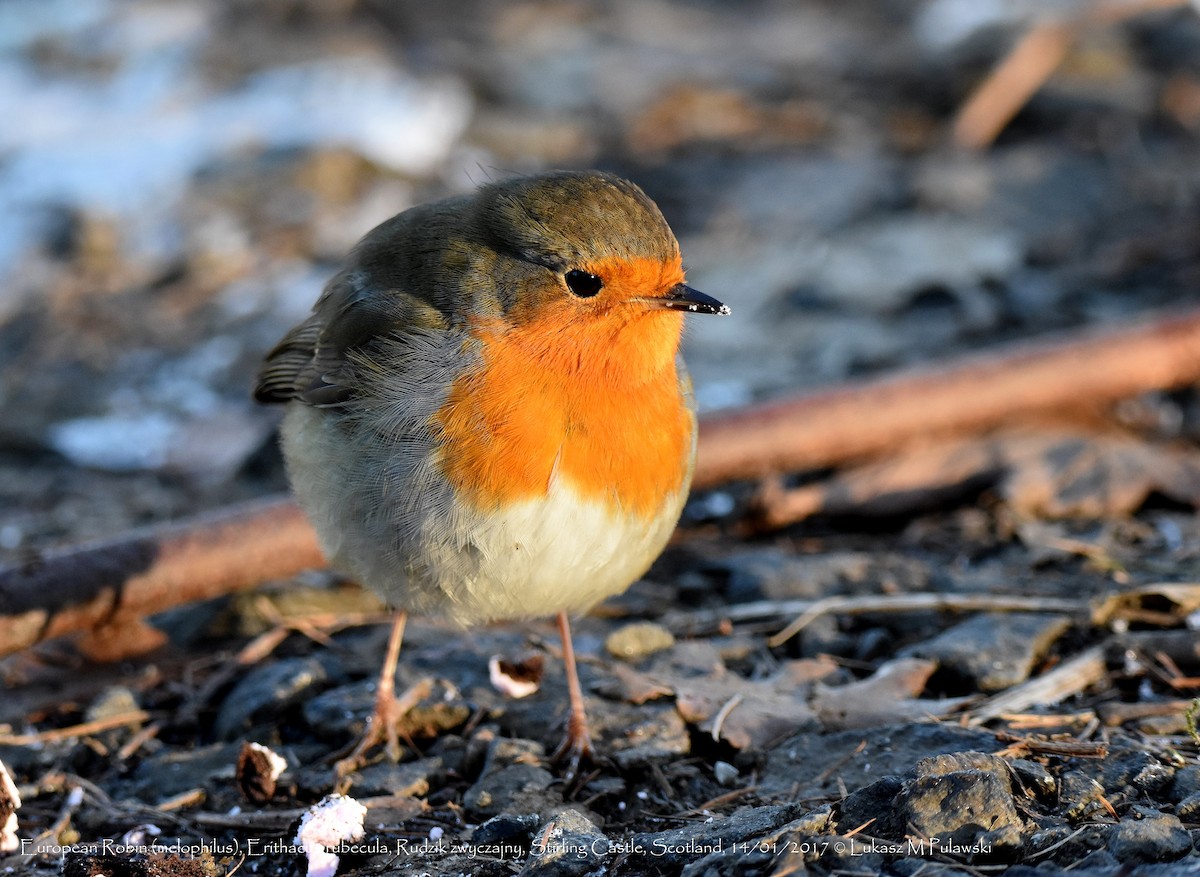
[
  {"xmin": 605, "ymin": 622, "xmax": 675, "ymax": 661},
  {"xmin": 713, "ymin": 761, "xmax": 739, "ymax": 787},
  {"xmin": 84, "ymin": 686, "xmax": 140, "ymax": 723}
]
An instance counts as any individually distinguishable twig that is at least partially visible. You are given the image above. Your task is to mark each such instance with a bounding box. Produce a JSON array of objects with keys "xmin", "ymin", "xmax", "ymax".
[
  {"xmin": 1097, "ymin": 699, "xmax": 1198, "ymax": 725},
  {"xmin": 768, "ymin": 593, "xmax": 1084, "ymax": 648},
  {"xmin": 992, "ymin": 730, "xmax": 1109, "ymax": 758},
  {"xmin": 156, "ymin": 788, "xmax": 206, "ymax": 812},
  {"xmin": 115, "ymin": 722, "xmax": 161, "ymax": 761},
  {"xmin": 843, "ymin": 818, "xmax": 876, "ymax": 839},
  {"xmin": 1027, "ymin": 826, "xmax": 1090, "ymax": 861},
  {"xmin": 996, "ymin": 712, "xmax": 1096, "ymax": 729},
  {"xmin": 663, "ymin": 593, "xmax": 1085, "ymax": 643},
  {"xmin": 710, "ymin": 694, "xmax": 743, "ymax": 742},
  {"xmin": 0, "ymin": 710, "xmax": 150, "ymax": 746},
  {"xmin": 0, "ymin": 497, "xmax": 322, "ymax": 659},
  {"xmin": 953, "ymin": 21, "xmax": 1074, "ymax": 150},
  {"xmin": 966, "ymin": 646, "xmax": 1107, "ymax": 726},
  {"xmin": 953, "ymin": 0, "xmax": 1191, "ymax": 149},
  {"xmin": 675, "ymin": 785, "xmax": 759, "ymax": 816},
  {"xmin": 28, "ymin": 784, "xmax": 85, "ymax": 854}
]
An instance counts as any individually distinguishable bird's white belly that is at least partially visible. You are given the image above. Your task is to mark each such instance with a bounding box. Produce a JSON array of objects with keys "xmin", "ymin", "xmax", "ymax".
[{"xmin": 417, "ymin": 476, "xmax": 685, "ymax": 624}]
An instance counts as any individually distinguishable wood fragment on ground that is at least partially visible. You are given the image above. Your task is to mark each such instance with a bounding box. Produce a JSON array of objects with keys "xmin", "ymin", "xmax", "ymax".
[
  {"xmin": 0, "ymin": 711, "xmax": 150, "ymax": 746},
  {"xmin": 966, "ymin": 646, "xmax": 1108, "ymax": 726},
  {"xmin": 752, "ymin": 429, "xmax": 1200, "ymax": 529},
  {"xmin": 953, "ymin": 0, "xmax": 1192, "ymax": 149},
  {"xmin": 1096, "ymin": 698, "xmax": 1199, "ymax": 725},
  {"xmin": 0, "ymin": 498, "xmax": 322, "ymax": 659},
  {"xmin": 1090, "ymin": 582, "xmax": 1200, "ymax": 626},
  {"xmin": 666, "ymin": 593, "xmax": 1089, "ymax": 643},
  {"xmin": 992, "ymin": 730, "xmax": 1109, "ymax": 759}
]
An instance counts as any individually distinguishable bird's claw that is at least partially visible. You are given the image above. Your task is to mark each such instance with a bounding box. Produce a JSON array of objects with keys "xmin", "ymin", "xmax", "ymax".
[
  {"xmin": 551, "ymin": 717, "xmax": 594, "ymax": 789},
  {"xmin": 333, "ymin": 677, "xmax": 433, "ymax": 778}
]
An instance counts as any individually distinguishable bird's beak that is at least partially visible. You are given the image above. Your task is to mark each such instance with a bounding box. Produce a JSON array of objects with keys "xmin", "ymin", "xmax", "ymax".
[{"xmin": 644, "ymin": 284, "xmax": 730, "ymax": 316}]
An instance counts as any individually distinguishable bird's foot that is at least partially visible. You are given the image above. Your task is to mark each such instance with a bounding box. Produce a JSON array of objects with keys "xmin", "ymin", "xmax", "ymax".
[
  {"xmin": 334, "ymin": 677, "xmax": 433, "ymax": 778},
  {"xmin": 551, "ymin": 714, "xmax": 595, "ymax": 787}
]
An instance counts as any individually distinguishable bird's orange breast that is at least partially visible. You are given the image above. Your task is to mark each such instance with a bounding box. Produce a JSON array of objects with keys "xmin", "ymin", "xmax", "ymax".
[{"xmin": 432, "ymin": 304, "xmax": 694, "ymax": 522}]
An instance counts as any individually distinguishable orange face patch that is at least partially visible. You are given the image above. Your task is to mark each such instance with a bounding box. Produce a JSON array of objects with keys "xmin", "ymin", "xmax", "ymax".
[{"xmin": 433, "ymin": 258, "xmax": 695, "ymax": 520}]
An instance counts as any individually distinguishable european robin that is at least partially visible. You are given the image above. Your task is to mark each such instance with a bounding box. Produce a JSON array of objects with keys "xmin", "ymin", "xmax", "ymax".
[{"xmin": 255, "ymin": 170, "xmax": 728, "ymax": 777}]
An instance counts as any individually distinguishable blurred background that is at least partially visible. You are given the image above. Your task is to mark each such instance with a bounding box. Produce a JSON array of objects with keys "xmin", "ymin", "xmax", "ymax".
[{"xmin": 2, "ymin": 0, "xmax": 1199, "ymax": 559}]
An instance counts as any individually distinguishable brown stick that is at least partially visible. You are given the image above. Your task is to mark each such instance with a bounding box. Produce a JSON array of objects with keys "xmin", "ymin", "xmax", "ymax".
[
  {"xmin": 692, "ymin": 308, "xmax": 1200, "ymax": 488},
  {"xmin": 952, "ymin": 0, "xmax": 1191, "ymax": 149},
  {"xmin": 966, "ymin": 646, "xmax": 1107, "ymax": 726},
  {"xmin": 953, "ymin": 21, "xmax": 1075, "ymax": 150},
  {"xmin": 0, "ymin": 497, "xmax": 322, "ymax": 658},
  {"xmin": 993, "ymin": 731, "xmax": 1109, "ymax": 759},
  {"xmin": 663, "ymin": 592, "xmax": 1087, "ymax": 640}
]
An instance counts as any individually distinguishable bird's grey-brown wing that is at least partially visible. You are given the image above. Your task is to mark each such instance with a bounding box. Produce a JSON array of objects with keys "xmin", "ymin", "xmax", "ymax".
[
  {"xmin": 254, "ymin": 205, "xmax": 460, "ymax": 408},
  {"xmin": 254, "ymin": 272, "xmax": 428, "ymax": 407}
]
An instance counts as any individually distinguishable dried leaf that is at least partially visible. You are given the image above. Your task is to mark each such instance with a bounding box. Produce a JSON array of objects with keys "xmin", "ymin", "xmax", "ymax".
[
  {"xmin": 673, "ymin": 658, "xmax": 836, "ymax": 749},
  {"xmin": 236, "ymin": 742, "xmax": 287, "ymax": 803},
  {"xmin": 1091, "ymin": 583, "xmax": 1200, "ymax": 627},
  {"xmin": 757, "ymin": 428, "xmax": 1200, "ymax": 527},
  {"xmin": 811, "ymin": 658, "xmax": 967, "ymax": 729},
  {"xmin": 488, "ymin": 652, "xmax": 544, "ymax": 699},
  {"xmin": 77, "ymin": 618, "xmax": 168, "ymax": 662},
  {"xmin": 676, "ymin": 675, "xmax": 819, "ymax": 749},
  {"xmin": 605, "ymin": 663, "xmax": 674, "ymax": 705},
  {"xmin": 1002, "ymin": 432, "xmax": 1200, "ymax": 518},
  {"xmin": 757, "ymin": 438, "xmax": 1001, "ymax": 524}
]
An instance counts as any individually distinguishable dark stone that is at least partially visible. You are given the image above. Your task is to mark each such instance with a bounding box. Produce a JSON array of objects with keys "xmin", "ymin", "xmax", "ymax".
[
  {"xmin": 301, "ymin": 682, "xmax": 371, "ymax": 732},
  {"xmin": 471, "ymin": 813, "xmax": 541, "ymax": 846},
  {"xmin": 902, "ymin": 612, "xmax": 1070, "ymax": 691},
  {"xmin": 519, "ymin": 809, "xmax": 609, "ymax": 876},
  {"xmin": 214, "ymin": 656, "xmax": 331, "ymax": 739},
  {"xmin": 1170, "ymin": 764, "xmax": 1200, "ymax": 801},
  {"xmin": 710, "ymin": 548, "xmax": 820, "ymax": 602},
  {"xmin": 304, "ymin": 677, "xmax": 470, "ymax": 745},
  {"xmin": 1064, "ymin": 848, "xmax": 1121, "ymax": 872},
  {"xmin": 798, "ymin": 613, "xmax": 857, "ymax": 659},
  {"xmin": 609, "ymin": 704, "xmax": 691, "ymax": 769},
  {"xmin": 630, "ymin": 804, "xmax": 799, "ymax": 869},
  {"xmin": 464, "ymin": 761, "xmax": 555, "ymax": 818},
  {"xmin": 1059, "ymin": 770, "xmax": 1107, "ymax": 823},
  {"xmin": 760, "ymin": 722, "xmax": 998, "ymax": 799},
  {"xmin": 913, "ymin": 751, "xmax": 1012, "ymax": 782},
  {"xmin": 1107, "ymin": 807, "xmax": 1193, "ymax": 864},
  {"xmin": 463, "ymin": 738, "xmax": 555, "ymax": 819},
  {"xmin": 343, "ymin": 756, "xmax": 442, "ymax": 797},
  {"xmin": 1026, "ymin": 824, "xmax": 1112, "ymax": 867},
  {"xmin": 899, "ymin": 769, "xmax": 1024, "ymax": 855},
  {"xmin": 1176, "ymin": 792, "xmax": 1200, "ymax": 822},
  {"xmin": 682, "ymin": 805, "xmax": 833, "ymax": 876},
  {"xmin": 1009, "ymin": 758, "xmax": 1056, "ymax": 801},
  {"xmin": 680, "ymin": 840, "xmax": 775, "ymax": 877},
  {"xmin": 124, "ymin": 742, "xmax": 242, "ymax": 803},
  {"xmin": 837, "ymin": 776, "xmax": 905, "ymax": 838},
  {"xmin": 1101, "ymin": 750, "xmax": 1175, "ymax": 797}
]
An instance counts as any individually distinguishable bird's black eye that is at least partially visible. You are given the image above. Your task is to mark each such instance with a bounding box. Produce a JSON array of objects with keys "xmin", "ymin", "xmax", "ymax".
[{"xmin": 564, "ymin": 269, "xmax": 603, "ymax": 298}]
